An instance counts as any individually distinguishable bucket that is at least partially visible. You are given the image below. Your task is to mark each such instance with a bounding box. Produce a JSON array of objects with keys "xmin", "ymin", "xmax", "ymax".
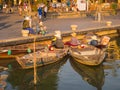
[{"xmin": 21, "ymin": 30, "xmax": 29, "ymax": 37}]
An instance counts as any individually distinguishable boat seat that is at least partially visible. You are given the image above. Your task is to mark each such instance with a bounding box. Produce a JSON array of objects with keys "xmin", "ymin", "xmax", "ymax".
[
  {"xmin": 96, "ymin": 36, "xmax": 110, "ymax": 49},
  {"xmin": 100, "ymin": 36, "xmax": 110, "ymax": 46}
]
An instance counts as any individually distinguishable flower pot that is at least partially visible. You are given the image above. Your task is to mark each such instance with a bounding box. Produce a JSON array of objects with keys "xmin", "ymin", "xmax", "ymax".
[
  {"xmin": 71, "ymin": 25, "xmax": 78, "ymax": 31},
  {"xmin": 106, "ymin": 21, "xmax": 112, "ymax": 26}
]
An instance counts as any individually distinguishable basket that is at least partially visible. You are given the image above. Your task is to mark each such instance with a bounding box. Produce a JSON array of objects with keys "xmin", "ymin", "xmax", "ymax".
[{"xmin": 21, "ymin": 30, "xmax": 29, "ymax": 37}]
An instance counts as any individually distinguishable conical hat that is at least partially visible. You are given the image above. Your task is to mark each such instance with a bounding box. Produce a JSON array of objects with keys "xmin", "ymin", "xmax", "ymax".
[
  {"xmin": 54, "ymin": 30, "xmax": 62, "ymax": 39},
  {"xmin": 24, "ymin": 16, "xmax": 31, "ymax": 20},
  {"xmin": 55, "ymin": 30, "xmax": 61, "ymax": 34},
  {"xmin": 54, "ymin": 34, "xmax": 61, "ymax": 39}
]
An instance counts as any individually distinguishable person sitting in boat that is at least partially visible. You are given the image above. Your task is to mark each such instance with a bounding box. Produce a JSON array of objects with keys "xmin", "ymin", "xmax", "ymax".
[
  {"xmin": 89, "ymin": 34, "xmax": 99, "ymax": 46},
  {"xmin": 39, "ymin": 21, "xmax": 47, "ymax": 35},
  {"xmin": 83, "ymin": 32, "xmax": 99, "ymax": 46},
  {"xmin": 51, "ymin": 31, "xmax": 64, "ymax": 49},
  {"xmin": 64, "ymin": 32, "xmax": 80, "ymax": 46},
  {"xmin": 22, "ymin": 16, "xmax": 35, "ymax": 35}
]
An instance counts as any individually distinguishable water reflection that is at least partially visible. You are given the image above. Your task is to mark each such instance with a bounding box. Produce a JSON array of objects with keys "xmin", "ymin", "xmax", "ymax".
[
  {"xmin": 70, "ymin": 58, "xmax": 105, "ymax": 90},
  {"xmin": 6, "ymin": 56, "xmax": 68, "ymax": 90},
  {"xmin": 1, "ymin": 36, "xmax": 120, "ymax": 90},
  {"xmin": 104, "ymin": 36, "xmax": 120, "ymax": 77},
  {"xmin": 106, "ymin": 38, "xmax": 120, "ymax": 60}
]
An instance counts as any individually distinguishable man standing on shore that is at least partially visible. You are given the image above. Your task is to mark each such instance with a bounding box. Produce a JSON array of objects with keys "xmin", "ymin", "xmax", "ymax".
[
  {"xmin": 43, "ymin": 5, "xmax": 48, "ymax": 19},
  {"xmin": 38, "ymin": 5, "xmax": 42, "ymax": 22}
]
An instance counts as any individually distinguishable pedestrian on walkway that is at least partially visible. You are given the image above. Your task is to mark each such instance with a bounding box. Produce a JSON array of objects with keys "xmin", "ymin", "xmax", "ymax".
[
  {"xmin": 37, "ymin": 5, "xmax": 43, "ymax": 22},
  {"xmin": 43, "ymin": 5, "xmax": 48, "ymax": 19}
]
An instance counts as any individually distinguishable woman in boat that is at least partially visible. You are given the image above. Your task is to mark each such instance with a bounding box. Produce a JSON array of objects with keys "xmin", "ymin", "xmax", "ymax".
[
  {"xmin": 51, "ymin": 31, "xmax": 64, "ymax": 49},
  {"xmin": 89, "ymin": 34, "xmax": 99, "ymax": 46},
  {"xmin": 83, "ymin": 32, "xmax": 99, "ymax": 46},
  {"xmin": 84, "ymin": 32, "xmax": 110, "ymax": 49},
  {"xmin": 64, "ymin": 32, "xmax": 80, "ymax": 46}
]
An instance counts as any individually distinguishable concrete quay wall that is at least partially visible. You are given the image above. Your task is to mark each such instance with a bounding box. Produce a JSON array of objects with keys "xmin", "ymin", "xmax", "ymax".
[{"xmin": 0, "ymin": 25, "xmax": 120, "ymax": 47}]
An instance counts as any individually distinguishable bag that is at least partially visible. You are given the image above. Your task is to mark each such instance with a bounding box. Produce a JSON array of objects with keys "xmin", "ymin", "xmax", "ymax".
[{"xmin": 90, "ymin": 40, "xmax": 98, "ymax": 46}]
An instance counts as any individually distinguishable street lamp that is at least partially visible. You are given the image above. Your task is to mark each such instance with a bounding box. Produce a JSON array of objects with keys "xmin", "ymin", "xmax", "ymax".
[{"xmin": 96, "ymin": 0, "xmax": 102, "ymax": 22}]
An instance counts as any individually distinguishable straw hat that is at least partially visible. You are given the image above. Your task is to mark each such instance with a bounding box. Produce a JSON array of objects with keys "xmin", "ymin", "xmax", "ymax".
[
  {"xmin": 55, "ymin": 30, "xmax": 61, "ymax": 35},
  {"xmin": 54, "ymin": 34, "xmax": 61, "ymax": 39},
  {"xmin": 91, "ymin": 35, "xmax": 98, "ymax": 40},
  {"xmin": 24, "ymin": 16, "xmax": 31, "ymax": 20},
  {"xmin": 71, "ymin": 32, "xmax": 77, "ymax": 37},
  {"xmin": 54, "ymin": 30, "xmax": 62, "ymax": 39}
]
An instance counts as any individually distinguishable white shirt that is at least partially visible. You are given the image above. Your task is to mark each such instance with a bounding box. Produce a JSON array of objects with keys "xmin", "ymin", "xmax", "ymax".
[{"xmin": 44, "ymin": 6, "xmax": 48, "ymax": 12}]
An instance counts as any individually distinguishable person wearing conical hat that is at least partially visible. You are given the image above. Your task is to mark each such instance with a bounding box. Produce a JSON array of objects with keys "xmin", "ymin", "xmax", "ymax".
[
  {"xmin": 51, "ymin": 31, "xmax": 64, "ymax": 49},
  {"xmin": 86, "ymin": 32, "xmax": 99, "ymax": 46},
  {"xmin": 64, "ymin": 32, "xmax": 80, "ymax": 46}
]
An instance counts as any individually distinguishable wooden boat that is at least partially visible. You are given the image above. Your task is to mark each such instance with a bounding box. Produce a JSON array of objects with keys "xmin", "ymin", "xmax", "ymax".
[
  {"xmin": 70, "ymin": 59, "xmax": 105, "ymax": 90},
  {"xmin": 15, "ymin": 48, "xmax": 68, "ymax": 69},
  {"xmin": 0, "ymin": 66, "xmax": 8, "ymax": 72},
  {"xmin": 0, "ymin": 43, "xmax": 47, "ymax": 58},
  {"xmin": 69, "ymin": 45, "xmax": 106, "ymax": 66},
  {"xmin": 7, "ymin": 57, "xmax": 68, "ymax": 89}
]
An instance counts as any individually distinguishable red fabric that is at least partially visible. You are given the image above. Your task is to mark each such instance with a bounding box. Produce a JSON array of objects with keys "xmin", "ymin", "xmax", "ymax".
[{"xmin": 64, "ymin": 41, "xmax": 78, "ymax": 46}]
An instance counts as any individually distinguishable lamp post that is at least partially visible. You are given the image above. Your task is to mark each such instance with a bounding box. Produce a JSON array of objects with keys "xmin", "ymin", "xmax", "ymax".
[{"xmin": 96, "ymin": 0, "xmax": 102, "ymax": 22}]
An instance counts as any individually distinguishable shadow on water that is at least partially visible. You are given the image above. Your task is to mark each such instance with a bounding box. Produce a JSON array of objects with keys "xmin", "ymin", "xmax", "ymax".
[
  {"xmin": 6, "ymin": 56, "xmax": 69, "ymax": 90},
  {"xmin": 69, "ymin": 57, "xmax": 105, "ymax": 90}
]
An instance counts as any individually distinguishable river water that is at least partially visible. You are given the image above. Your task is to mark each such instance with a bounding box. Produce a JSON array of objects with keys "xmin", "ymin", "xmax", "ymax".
[{"xmin": 1, "ymin": 36, "xmax": 120, "ymax": 90}]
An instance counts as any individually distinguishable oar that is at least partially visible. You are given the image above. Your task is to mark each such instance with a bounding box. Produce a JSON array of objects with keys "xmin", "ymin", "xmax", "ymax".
[{"xmin": 33, "ymin": 36, "xmax": 37, "ymax": 85}]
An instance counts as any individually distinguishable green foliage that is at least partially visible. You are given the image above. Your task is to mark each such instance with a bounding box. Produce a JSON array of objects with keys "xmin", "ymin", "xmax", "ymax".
[
  {"xmin": 111, "ymin": 2, "xmax": 117, "ymax": 15},
  {"xmin": 111, "ymin": 2, "xmax": 117, "ymax": 10}
]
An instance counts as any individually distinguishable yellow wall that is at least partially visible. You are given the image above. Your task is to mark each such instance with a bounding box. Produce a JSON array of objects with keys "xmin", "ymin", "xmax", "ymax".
[
  {"xmin": 118, "ymin": 0, "xmax": 120, "ymax": 3},
  {"xmin": 0, "ymin": 0, "xmax": 2, "ymax": 4}
]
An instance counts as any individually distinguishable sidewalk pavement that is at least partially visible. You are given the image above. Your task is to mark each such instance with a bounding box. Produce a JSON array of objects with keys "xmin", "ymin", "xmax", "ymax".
[{"xmin": 0, "ymin": 11, "xmax": 120, "ymax": 40}]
